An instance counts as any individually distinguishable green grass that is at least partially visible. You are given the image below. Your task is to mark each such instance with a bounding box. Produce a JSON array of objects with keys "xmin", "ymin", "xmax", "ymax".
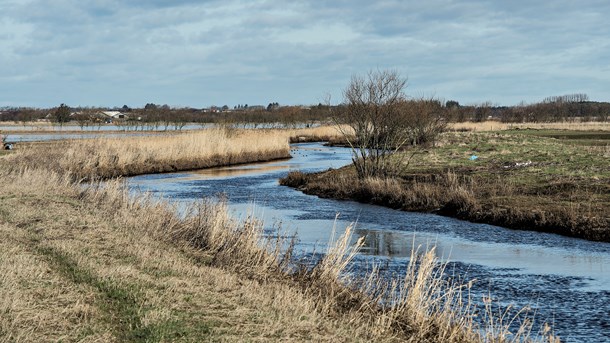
[
  {"xmin": 283, "ymin": 130, "xmax": 610, "ymax": 241},
  {"xmin": 415, "ymin": 131, "xmax": 610, "ymax": 178},
  {"xmin": 35, "ymin": 242, "xmax": 204, "ymax": 342}
]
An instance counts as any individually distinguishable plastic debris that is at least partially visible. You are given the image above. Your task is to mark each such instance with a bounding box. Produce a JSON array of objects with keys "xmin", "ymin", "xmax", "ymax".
[
  {"xmin": 504, "ymin": 160, "xmax": 533, "ymax": 169},
  {"xmin": 469, "ymin": 155, "xmax": 478, "ymax": 161}
]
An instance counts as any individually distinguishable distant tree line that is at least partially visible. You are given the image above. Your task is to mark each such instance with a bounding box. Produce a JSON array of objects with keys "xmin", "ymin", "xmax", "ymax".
[
  {"xmin": 1, "ymin": 93, "xmax": 608, "ymax": 126},
  {"xmin": 0, "ymin": 103, "xmax": 335, "ymax": 129}
]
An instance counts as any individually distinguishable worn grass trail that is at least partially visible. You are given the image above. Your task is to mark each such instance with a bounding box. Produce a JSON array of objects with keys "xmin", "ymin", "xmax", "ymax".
[{"xmin": 0, "ymin": 169, "xmax": 363, "ymax": 342}]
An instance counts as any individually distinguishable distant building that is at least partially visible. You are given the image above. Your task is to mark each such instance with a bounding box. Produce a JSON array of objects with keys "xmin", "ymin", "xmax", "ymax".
[{"xmin": 101, "ymin": 111, "xmax": 127, "ymax": 119}]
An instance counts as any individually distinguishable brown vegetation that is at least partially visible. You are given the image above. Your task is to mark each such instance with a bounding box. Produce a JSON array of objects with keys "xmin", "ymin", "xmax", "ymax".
[
  {"xmin": 281, "ymin": 131, "xmax": 610, "ymax": 242},
  {"xmin": 4, "ymin": 126, "xmax": 348, "ymax": 180},
  {"xmin": 449, "ymin": 121, "xmax": 610, "ymax": 132},
  {"xmin": 0, "ymin": 165, "xmax": 559, "ymax": 342},
  {"xmin": 5, "ymin": 128, "xmax": 291, "ymax": 180}
]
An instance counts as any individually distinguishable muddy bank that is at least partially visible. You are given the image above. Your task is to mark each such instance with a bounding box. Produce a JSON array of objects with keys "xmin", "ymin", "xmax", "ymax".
[{"xmin": 280, "ymin": 167, "xmax": 610, "ymax": 243}]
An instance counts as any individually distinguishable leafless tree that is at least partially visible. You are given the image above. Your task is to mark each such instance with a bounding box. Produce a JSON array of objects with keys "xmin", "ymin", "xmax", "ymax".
[
  {"xmin": 334, "ymin": 70, "xmax": 446, "ymax": 179},
  {"xmin": 403, "ymin": 98, "xmax": 447, "ymax": 146}
]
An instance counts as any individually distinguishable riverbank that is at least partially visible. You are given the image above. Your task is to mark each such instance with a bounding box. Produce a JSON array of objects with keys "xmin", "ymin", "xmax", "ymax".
[
  {"xmin": 1, "ymin": 164, "xmax": 554, "ymax": 342},
  {"xmin": 0, "ymin": 126, "xmax": 558, "ymax": 342},
  {"xmin": 0, "ymin": 167, "xmax": 363, "ymax": 341},
  {"xmin": 2, "ymin": 126, "xmax": 349, "ymax": 180},
  {"xmin": 281, "ymin": 130, "xmax": 610, "ymax": 242}
]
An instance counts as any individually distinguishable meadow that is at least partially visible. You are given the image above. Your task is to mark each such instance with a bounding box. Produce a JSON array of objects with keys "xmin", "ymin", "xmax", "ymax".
[{"xmin": 282, "ymin": 125, "xmax": 610, "ymax": 242}]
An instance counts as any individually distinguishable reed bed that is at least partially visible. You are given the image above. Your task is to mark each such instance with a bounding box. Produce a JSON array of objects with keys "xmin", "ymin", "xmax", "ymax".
[
  {"xmin": 286, "ymin": 125, "xmax": 350, "ymax": 143},
  {"xmin": 5, "ymin": 128, "xmax": 291, "ymax": 179},
  {"xmin": 4, "ymin": 126, "xmax": 349, "ymax": 180}
]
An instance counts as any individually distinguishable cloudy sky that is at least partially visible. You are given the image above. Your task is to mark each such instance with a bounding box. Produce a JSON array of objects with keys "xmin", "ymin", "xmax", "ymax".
[{"xmin": 1, "ymin": 0, "xmax": 609, "ymax": 108}]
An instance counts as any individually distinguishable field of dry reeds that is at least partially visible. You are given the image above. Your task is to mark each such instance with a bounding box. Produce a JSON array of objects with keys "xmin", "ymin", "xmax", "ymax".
[
  {"xmin": 4, "ymin": 128, "xmax": 289, "ymax": 179},
  {"xmin": 3, "ymin": 126, "xmax": 347, "ymax": 180},
  {"xmin": 450, "ymin": 120, "xmax": 610, "ymax": 132}
]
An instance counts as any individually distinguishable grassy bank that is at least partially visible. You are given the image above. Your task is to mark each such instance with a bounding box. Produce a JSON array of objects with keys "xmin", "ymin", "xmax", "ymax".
[
  {"xmin": 0, "ymin": 167, "xmax": 358, "ymax": 341},
  {"xmin": 0, "ymin": 165, "xmax": 560, "ymax": 342},
  {"xmin": 4, "ymin": 128, "xmax": 290, "ymax": 180},
  {"xmin": 281, "ymin": 130, "xmax": 610, "ymax": 242}
]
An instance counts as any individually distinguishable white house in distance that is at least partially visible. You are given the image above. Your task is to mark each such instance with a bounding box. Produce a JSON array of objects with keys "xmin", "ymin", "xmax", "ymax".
[{"xmin": 101, "ymin": 111, "xmax": 127, "ymax": 119}]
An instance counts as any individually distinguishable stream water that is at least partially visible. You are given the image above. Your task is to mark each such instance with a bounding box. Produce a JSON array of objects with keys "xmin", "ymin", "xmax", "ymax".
[{"xmin": 127, "ymin": 142, "xmax": 610, "ymax": 342}]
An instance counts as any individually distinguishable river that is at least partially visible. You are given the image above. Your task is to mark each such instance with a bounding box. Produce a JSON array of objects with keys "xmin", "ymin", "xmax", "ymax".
[{"xmin": 127, "ymin": 142, "xmax": 610, "ymax": 342}]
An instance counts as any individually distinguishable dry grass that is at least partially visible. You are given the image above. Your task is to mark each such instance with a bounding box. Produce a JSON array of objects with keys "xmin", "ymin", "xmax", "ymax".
[
  {"xmin": 287, "ymin": 125, "xmax": 351, "ymax": 143},
  {"xmin": 5, "ymin": 128, "xmax": 291, "ymax": 179},
  {"xmin": 0, "ymin": 167, "xmax": 359, "ymax": 342},
  {"xmin": 3, "ymin": 126, "xmax": 348, "ymax": 180},
  {"xmin": 0, "ymin": 163, "xmax": 559, "ymax": 342},
  {"xmin": 450, "ymin": 121, "xmax": 610, "ymax": 132},
  {"xmin": 282, "ymin": 169, "xmax": 478, "ymax": 215}
]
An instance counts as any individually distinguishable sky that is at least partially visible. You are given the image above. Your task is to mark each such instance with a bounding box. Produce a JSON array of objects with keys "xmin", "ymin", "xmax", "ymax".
[{"xmin": 1, "ymin": 0, "xmax": 609, "ymax": 108}]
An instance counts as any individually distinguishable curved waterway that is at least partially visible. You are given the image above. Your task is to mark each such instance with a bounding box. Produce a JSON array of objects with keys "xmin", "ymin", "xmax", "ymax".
[{"xmin": 128, "ymin": 142, "xmax": 610, "ymax": 342}]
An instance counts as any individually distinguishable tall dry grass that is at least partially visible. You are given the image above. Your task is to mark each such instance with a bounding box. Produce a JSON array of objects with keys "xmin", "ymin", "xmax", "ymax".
[
  {"xmin": 286, "ymin": 125, "xmax": 351, "ymax": 143},
  {"xmin": 0, "ymin": 164, "xmax": 559, "ymax": 342},
  {"xmin": 282, "ymin": 169, "xmax": 478, "ymax": 214},
  {"xmin": 6, "ymin": 128, "xmax": 291, "ymax": 179},
  {"xmin": 4, "ymin": 126, "xmax": 349, "ymax": 180}
]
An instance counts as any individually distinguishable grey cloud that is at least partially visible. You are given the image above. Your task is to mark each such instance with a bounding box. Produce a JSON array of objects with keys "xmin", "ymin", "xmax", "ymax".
[{"xmin": 1, "ymin": 0, "xmax": 609, "ymax": 107}]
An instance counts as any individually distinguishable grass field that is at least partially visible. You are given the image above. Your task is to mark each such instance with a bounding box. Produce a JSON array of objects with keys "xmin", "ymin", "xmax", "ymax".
[
  {"xmin": 282, "ymin": 129, "xmax": 610, "ymax": 241},
  {"xmin": 449, "ymin": 120, "xmax": 610, "ymax": 132}
]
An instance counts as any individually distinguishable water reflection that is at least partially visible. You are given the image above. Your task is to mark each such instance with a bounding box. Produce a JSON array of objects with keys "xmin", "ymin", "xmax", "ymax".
[
  {"xmin": 189, "ymin": 161, "xmax": 290, "ymax": 178},
  {"xmin": 356, "ymin": 229, "xmax": 416, "ymax": 257}
]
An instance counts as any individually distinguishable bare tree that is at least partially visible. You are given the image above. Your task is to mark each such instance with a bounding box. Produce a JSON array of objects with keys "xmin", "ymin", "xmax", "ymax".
[
  {"xmin": 53, "ymin": 103, "xmax": 71, "ymax": 127},
  {"xmin": 334, "ymin": 70, "xmax": 446, "ymax": 179},
  {"xmin": 404, "ymin": 98, "xmax": 447, "ymax": 146}
]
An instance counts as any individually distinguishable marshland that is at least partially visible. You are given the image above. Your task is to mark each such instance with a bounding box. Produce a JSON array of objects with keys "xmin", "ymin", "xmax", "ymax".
[{"xmin": 1, "ymin": 90, "xmax": 609, "ymax": 342}]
